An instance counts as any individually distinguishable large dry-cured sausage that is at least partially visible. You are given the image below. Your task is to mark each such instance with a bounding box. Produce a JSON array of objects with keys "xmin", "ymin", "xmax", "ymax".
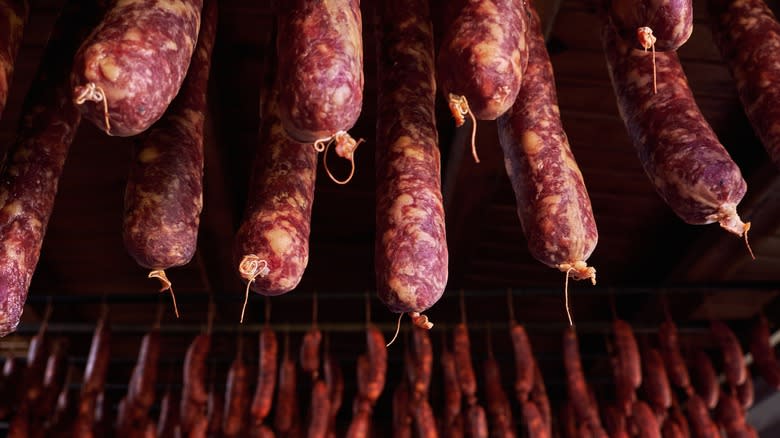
[
  {"xmin": 437, "ymin": 0, "xmax": 528, "ymax": 122},
  {"xmin": 609, "ymin": 0, "xmax": 693, "ymax": 50},
  {"xmin": 0, "ymin": 0, "xmax": 27, "ymax": 120},
  {"xmin": 71, "ymin": 0, "xmax": 203, "ymax": 136},
  {"xmin": 122, "ymin": 0, "xmax": 217, "ymax": 296},
  {"xmin": 251, "ymin": 327, "xmax": 277, "ymax": 423},
  {"xmin": 708, "ymin": 0, "xmax": 780, "ymax": 167},
  {"xmin": 602, "ymin": 17, "xmax": 750, "ymax": 238},
  {"xmin": 375, "ymin": 0, "xmax": 447, "ymax": 322},
  {"xmin": 276, "ymin": 0, "xmax": 363, "ymax": 155},
  {"xmin": 0, "ymin": 0, "xmax": 102, "ymax": 336},
  {"xmin": 496, "ymin": 7, "xmax": 598, "ymax": 285},
  {"xmin": 233, "ymin": 86, "xmax": 317, "ymax": 297}
]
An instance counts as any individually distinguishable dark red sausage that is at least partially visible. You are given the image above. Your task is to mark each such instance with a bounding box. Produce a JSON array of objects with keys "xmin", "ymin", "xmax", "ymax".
[
  {"xmin": 233, "ymin": 86, "xmax": 317, "ymax": 296},
  {"xmin": 496, "ymin": 6, "xmax": 598, "ymax": 283},
  {"xmin": 276, "ymin": 0, "xmax": 363, "ymax": 147},
  {"xmin": 31, "ymin": 340, "xmax": 68, "ymax": 424},
  {"xmin": 128, "ymin": 328, "xmax": 160, "ymax": 410},
  {"xmin": 157, "ymin": 390, "xmax": 181, "ymax": 438},
  {"xmin": 0, "ymin": 0, "xmax": 28, "ymax": 120},
  {"xmin": 641, "ymin": 347, "xmax": 671, "ymax": 412},
  {"xmin": 181, "ymin": 333, "xmax": 210, "ymax": 432},
  {"xmin": 392, "ymin": 381, "xmax": 412, "ymax": 438},
  {"xmin": 711, "ymin": 320, "xmax": 747, "ymax": 388},
  {"xmin": 437, "ymin": 0, "xmax": 529, "ymax": 121},
  {"xmin": 223, "ymin": 354, "xmax": 249, "ymax": 437},
  {"xmin": 615, "ymin": 320, "xmax": 642, "ymax": 390},
  {"xmin": 661, "ymin": 419, "xmax": 685, "ymax": 438},
  {"xmin": 658, "ymin": 320, "xmax": 692, "ymax": 394},
  {"xmin": 300, "ymin": 328, "xmax": 322, "ymax": 378},
  {"xmin": 414, "ymin": 399, "xmax": 439, "ymax": 438},
  {"xmin": 561, "ymin": 403, "xmax": 578, "ymax": 438},
  {"xmin": 345, "ymin": 400, "xmax": 371, "ymax": 438},
  {"xmin": 251, "ymin": 327, "xmax": 278, "ymax": 423},
  {"xmin": 749, "ymin": 314, "xmax": 780, "ymax": 389},
  {"xmin": 669, "ymin": 406, "xmax": 691, "ymax": 438},
  {"xmin": 21, "ymin": 328, "xmax": 48, "ymax": 404},
  {"xmin": 510, "ymin": 323, "xmax": 534, "ymax": 402},
  {"xmin": 686, "ymin": 394, "xmax": 720, "ymax": 438},
  {"xmin": 206, "ymin": 390, "xmax": 223, "ymax": 438},
  {"xmin": 0, "ymin": 0, "xmax": 102, "ymax": 336},
  {"xmin": 692, "ymin": 350, "xmax": 720, "ymax": 409},
  {"xmin": 522, "ymin": 400, "xmax": 549, "ymax": 438},
  {"xmin": 452, "ymin": 324, "xmax": 477, "ymax": 402},
  {"xmin": 82, "ymin": 317, "xmax": 111, "ymax": 398},
  {"xmin": 611, "ymin": 348, "xmax": 636, "ymax": 416},
  {"xmin": 375, "ymin": 0, "xmax": 447, "ymax": 316},
  {"xmin": 440, "ymin": 348, "xmax": 462, "ymax": 425},
  {"xmin": 364, "ymin": 326, "xmax": 387, "ymax": 404},
  {"xmin": 307, "ymin": 379, "xmax": 330, "ymax": 438},
  {"xmin": 466, "ymin": 404, "xmax": 488, "ymax": 438},
  {"xmin": 71, "ymin": 0, "xmax": 203, "ymax": 136},
  {"xmin": 737, "ymin": 369, "xmax": 754, "ymax": 409},
  {"xmin": 323, "ymin": 352, "xmax": 343, "ymax": 433},
  {"xmin": 630, "ymin": 401, "xmax": 661, "ymax": 438},
  {"xmin": 715, "ymin": 392, "xmax": 745, "ymax": 431},
  {"xmin": 603, "ymin": 404, "xmax": 629, "ymax": 438},
  {"xmin": 563, "ymin": 328, "xmax": 599, "ymax": 427},
  {"xmin": 483, "ymin": 356, "xmax": 514, "ymax": 437},
  {"xmin": 530, "ymin": 363, "xmax": 552, "ymax": 435},
  {"xmin": 274, "ymin": 356, "xmax": 297, "ymax": 434},
  {"xmin": 411, "ymin": 326, "xmax": 433, "ymax": 397},
  {"xmin": 708, "ymin": 0, "xmax": 780, "ymax": 167},
  {"xmin": 122, "ymin": 0, "xmax": 217, "ymax": 276},
  {"xmin": 609, "ymin": 0, "xmax": 693, "ymax": 50},
  {"xmin": 602, "ymin": 17, "xmax": 749, "ymax": 238}
]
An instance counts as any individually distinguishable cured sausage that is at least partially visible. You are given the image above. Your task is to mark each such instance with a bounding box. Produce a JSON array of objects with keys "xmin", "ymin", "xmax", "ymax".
[
  {"xmin": 609, "ymin": 0, "xmax": 693, "ymax": 51},
  {"xmin": 375, "ymin": 0, "xmax": 447, "ymax": 320},
  {"xmin": 410, "ymin": 326, "xmax": 433, "ymax": 397},
  {"xmin": 563, "ymin": 328, "xmax": 599, "ymax": 427},
  {"xmin": 71, "ymin": 0, "xmax": 203, "ymax": 136},
  {"xmin": 82, "ymin": 316, "xmax": 111, "ymax": 398},
  {"xmin": 157, "ymin": 390, "xmax": 181, "ymax": 438},
  {"xmin": 668, "ymin": 406, "xmax": 691, "ymax": 438},
  {"xmin": 364, "ymin": 325, "xmax": 387, "ymax": 403},
  {"xmin": 0, "ymin": 0, "xmax": 28, "ymax": 120},
  {"xmin": 496, "ymin": 6, "xmax": 598, "ymax": 285},
  {"xmin": 692, "ymin": 350, "xmax": 720, "ymax": 409},
  {"xmin": 630, "ymin": 401, "xmax": 661, "ymax": 438},
  {"xmin": 686, "ymin": 394, "xmax": 719, "ymax": 438},
  {"xmin": 0, "ymin": 0, "xmax": 102, "ymax": 336},
  {"xmin": 483, "ymin": 356, "xmax": 514, "ymax": 437},
  {"xmin": 466, "ymin": 404, "xmax": 488, "ymax": 438},
  {"xmin": 510, "ymin": 323, "xmax": 534, "ymax": 402},
  {"xmin": 452, "ymin": 324, "xmax": 477, "ymax": 403},
  {"xmin": 127, "ymin": 328, "xmax": 160, "ymax": 410},
  {"xmin": 181, "ymin": 333, "xmax": 210, "ymax": 433},
  {"xmin": 440, "ymin": 348, "xmax": 462, "ymax": 425},
  {"xmin": 641, "ymin": 347, "xmax": 671, "ymax": 412},
  {"xmin": 414, "ymin": 399, "xmax": 438, "ymax": 438},
  {"xmin": 560, "ymin": 402, "xmax": 578, "ymax": 438},
  {"xmin": 392, "ymin": 381, "xmax": 412, "ymax": 438},
  {"xmin": 251, "ymin": 327, "xmax": 278, "ymax": 423},
  {"xmin": 274, "ymin": 355, "xmax": 297, "ymax": 434},
  {"xmin": 206, "ymin": 390, "xmax": 223, "ymax": 438},
  {"xmin": 603, "ymin": 405, "xmax": 629, "ymax": 438},
  {"xmin": 708, "ymin": 0, "xmax": 780, "ymax": 167},
  {"xmin": 345, "ymin": 400, "xmax": 371, "ymax": 438},
  {"xmin": 530, "ymin": 363, "xmax": 552, "ymax": 435},
  {"xmin": 614, "ymin": 320, "xmax": 642, "ymax": 390},
  {"xmin": 611, "ymin": 347, "xmax": 636, "ymax": 416},
  {"xmin": 276, "ymin": 0, "xmax": 363, "ymax": 154},
  {"xmin": 31, "ymin": 340, "xmax": 68, "ymax": 424},
  {"xmin": 233, "ymin": 86, "xmax": 317, "ymax": 297},
  {"xmin": 437, "ymin": 0, "xmax": 529, "ymax": 121},
  {"xmin": 658, "ymin": 320, "xmax": 692, "ymax": 394},
  {"xmin": 21, "ymin": 324, "xmax": 48, "ymax": 404},
  {"xmin": 300, "ymin": 327, "xmax": 322, "ymax": 378},
  {"xmin": 122, "ymin": 0, "xmax": 217, "ymax": 296},
  {"xmin": 661, "ymin": 420, "xmax": 685, "ymax": 438},
  {"xmin": 737, "ymin": 369, "xmax": 754, "ymax": 409},
  {"xmin": 223, "ymin": 353, "xmax": 249, "ymax": 437},
  {"xmin": 749, "ymin": 314, "xmax": 780, "ymax": 388},
  {"xmin": 323, "ymin": 352, "xmax": 343, "ymax": 435},
  {"xmin": 307, "ymin": 379, "xmax": 330, "ymax": 438},
  {"xmin": 522, "ymin": 400, "xmax": 549, "ymax": 438},
  {"xmin": 711, "ymin": 320, "xmax": 747, "ymax": 387},
  {"xmin": 602, "ymin": 17, "xmax": 750, "ymax": 238}
]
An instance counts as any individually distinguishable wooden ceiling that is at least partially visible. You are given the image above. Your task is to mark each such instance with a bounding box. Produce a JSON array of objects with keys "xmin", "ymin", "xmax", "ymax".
[{"xmin": 0, "ymin": 0, "xmax": 779, "ymax": 424}]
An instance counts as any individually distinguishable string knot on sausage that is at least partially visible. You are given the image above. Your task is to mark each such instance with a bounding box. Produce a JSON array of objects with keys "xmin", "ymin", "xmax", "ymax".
[
  {"xmin": 238, "ymin": 255, "xmax": 270, "ymax": 322},
  {"xmin": 447, "ymin": 94, "xmax": 479, "ymax": 163},
  {"xmin": 316, "ymin": 130, "xmax": 364, "ymax": 185},
  {"xmin": 73, "ymin": 82, "xmax": 111, "ymax": 133}
]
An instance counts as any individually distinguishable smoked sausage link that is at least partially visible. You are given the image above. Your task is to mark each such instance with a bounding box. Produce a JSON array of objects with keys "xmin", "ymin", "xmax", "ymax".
[
  {"xmin": 658, "ymin": 320, "xmax": 692, "ymax": 394},
  {"xmin": 276, "ymin": 0, "xmax": 363, "ymax": 144},
  {"xmin": 614, "ymin": 320, "xmax": 642, "ymax": 390},
  {"xmin": 602, "ymin": 18, "xmax": 749, "ymax": 237},
  {"xmin": 510, "ymin": 323, "xmax": 534, "ymax": 402},
  {"xmin": 251, "ymin": 327, "xmax": 278, "ymax": 422},
  {"xmin": 496, "ymin": 7, "xmax": 598, "ymax": 282},
  {"xmin": 0, "ymin": 0, "xmax": 102, "ymax": 336},
  {"xmin": 0, "ymin": 0, "xmax": 28, "ymax": 120},
  {"xmin": 122, "ymin": 0, "xmax": 217, "ymax": 272},
  {"xmin": 375, "ymin": 0, "xmax": 447, "ymax": 315},
  {"xmin": 437, "ymin": 0, "xmax": 529, "ymax": 120},
  {"xmin": 127, "ymin": 328, "xmax": 161, "ymax": 410},
  {"xmin": 71, "ymin": 0, "xmax": 203, "ymax": 136},
  {"xmin": 749, "ymin": 314, "xmax": 780, "ymax": 388},
  {"xmin": 711, "ymin": 320, "xmax": 747, "ymax": 387},
  {"xmin": 692, "ymin": 350, "xmax": 720, "ymax": 409},
  {"xmin": 708, "ymin": 0, "xmax": 780, "ymax": 167}
]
